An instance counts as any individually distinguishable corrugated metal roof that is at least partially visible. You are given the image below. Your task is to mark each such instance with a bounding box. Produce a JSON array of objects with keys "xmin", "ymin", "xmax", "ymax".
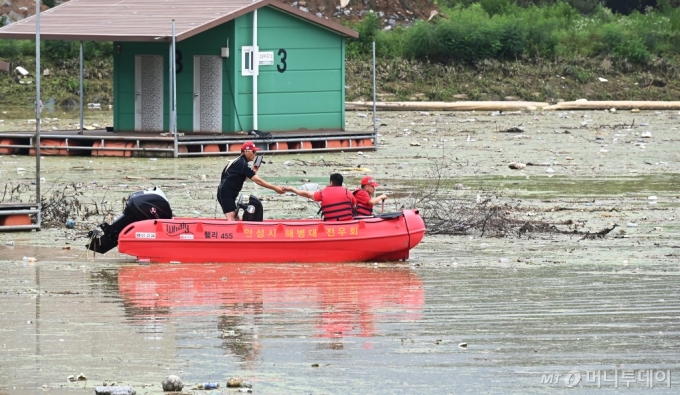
[{"xmin": 0, "ymin": 0, "xmax": 358, "ymax": 41}]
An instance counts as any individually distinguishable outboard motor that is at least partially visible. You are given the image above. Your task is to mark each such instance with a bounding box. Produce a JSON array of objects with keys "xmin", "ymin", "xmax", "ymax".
[
  {"xmin": 86, "ymin": 187, "xmax": 173, "ymax": 254},
  {"xmin": 238, "ymin": 195, "xmax": 264, "ymax": 222}
]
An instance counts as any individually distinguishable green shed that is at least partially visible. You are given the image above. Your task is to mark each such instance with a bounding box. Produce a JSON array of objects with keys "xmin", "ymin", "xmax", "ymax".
[{"xmin": 0, "ymin": 0, "xmax": 359, "ymax": 134}]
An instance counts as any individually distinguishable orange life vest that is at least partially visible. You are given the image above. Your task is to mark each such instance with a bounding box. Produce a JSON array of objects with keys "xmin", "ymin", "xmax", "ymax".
[
  {"xmin": 320, "ymin": 186, "xmax": 355, "ymax": 221},
  {"xmin": 353, "ymin": 188, "xmax": 373, "ymax": 216}
]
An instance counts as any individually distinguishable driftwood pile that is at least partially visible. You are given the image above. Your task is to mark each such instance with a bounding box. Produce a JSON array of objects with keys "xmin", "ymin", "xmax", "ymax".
[
  {"xmin": 401, "ymin": 159, "xmax": 615, "ymax": 239},
  {"xmin": 40, "ymin": 183, "xmax": 119, "ymax": 227},
  {"xmin": 3, "ymin": 182, "xmax": 119, "ymax": 227}
]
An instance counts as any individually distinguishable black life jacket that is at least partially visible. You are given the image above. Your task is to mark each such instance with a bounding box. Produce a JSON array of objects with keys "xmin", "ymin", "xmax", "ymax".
[
  {"xmin": 320, "ymin": 186, "xmax": 354, "ymax": 221},
  {"xmin": 353, "ymin": 188, "xmax": 373, "ymax": 216}
]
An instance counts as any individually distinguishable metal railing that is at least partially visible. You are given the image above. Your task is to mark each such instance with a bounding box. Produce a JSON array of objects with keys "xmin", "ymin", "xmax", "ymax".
[
  {"xmin": 0, "ymin": 132, "xmax": 377, "ymax": 157},
  {"xmin": 0, "ymin": 206, "xmax": 40, "ymax": 231}
]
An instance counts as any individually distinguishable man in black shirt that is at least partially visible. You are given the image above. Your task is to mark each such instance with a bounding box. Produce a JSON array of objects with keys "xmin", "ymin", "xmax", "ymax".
[{"xmin": 217, "ymin": 141, "xmax": 284, "ymax": 220}]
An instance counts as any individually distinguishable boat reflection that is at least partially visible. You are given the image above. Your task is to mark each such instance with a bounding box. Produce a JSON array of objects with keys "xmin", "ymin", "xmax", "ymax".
[{"xmin": 117, "ymin": 263, "xmax": 424, "ymax": 341}]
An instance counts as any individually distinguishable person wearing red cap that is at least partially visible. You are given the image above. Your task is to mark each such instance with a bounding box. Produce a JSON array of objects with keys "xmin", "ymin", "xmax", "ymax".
[
  {"xmin": 353, "ymin": 176, "xmax": 388, "ymax": 216},
  {"xmin": 217, "ymin": 141, "xmax": 284, "ymax": 220},
  {"xmin": 283, "ymin": 173, "xmax": 356, "ymax": 221}
]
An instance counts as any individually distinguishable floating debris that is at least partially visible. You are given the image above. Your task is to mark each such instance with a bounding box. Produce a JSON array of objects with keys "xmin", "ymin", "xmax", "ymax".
[
  {"xmin": 499, "ymin": 127, "xmax": 524, "ymax": 133},
  {"xmin": 508, "ymin": 162, "xmax": 526, "ymax": 170},
  {"xmin": 94, "ymin": 386, "xmax": 136, "ymax": 395},
  {"xmin": 161, "ymin": 375, "xmax": 183, "ymax": 392},
  {"xmin": 227, "ymin": 377, "xmax": 243, "ymax": 388}
]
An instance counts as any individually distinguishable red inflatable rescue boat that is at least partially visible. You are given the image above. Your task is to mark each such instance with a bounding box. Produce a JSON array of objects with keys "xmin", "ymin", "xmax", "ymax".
[
  {"xmin": 86, "ymin": 187, "xmax": 426, "ymax": 263},
  {"xmin": 118, "ymin": 209, "xmax": 425, "ymax": 263}
]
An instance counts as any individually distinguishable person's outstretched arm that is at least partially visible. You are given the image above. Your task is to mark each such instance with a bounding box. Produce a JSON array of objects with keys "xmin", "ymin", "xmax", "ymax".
[
  {"xmin": 283, "ymin": 186, "xmax": 315, "ymax": 199},
  {"xmin": 251, "ymin": 175, "xmax": 284, "ymax": 194}
]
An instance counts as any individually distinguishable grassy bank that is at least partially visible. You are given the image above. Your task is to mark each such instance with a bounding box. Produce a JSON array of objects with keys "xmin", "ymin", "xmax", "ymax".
[
  {"xmin": 0, "ymin": 40, "xmax": 113, "ymax": 106},
  {"xmin": 346, "ymin": 55, "xmax": 680, "ymax": 102},
  {"xmin": 1, "ymin": 53, "xmax": 678, "ymax": 106}
]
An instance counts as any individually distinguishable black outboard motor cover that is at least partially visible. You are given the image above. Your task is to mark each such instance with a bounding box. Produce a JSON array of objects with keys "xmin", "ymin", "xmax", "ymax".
[
  {"xmin": 240, "ymin": 195, "xmax": 264, "ymax": 222},
  {"xmin": 86, "ymin": 187, "xmax": 173, "ymax": 254}
]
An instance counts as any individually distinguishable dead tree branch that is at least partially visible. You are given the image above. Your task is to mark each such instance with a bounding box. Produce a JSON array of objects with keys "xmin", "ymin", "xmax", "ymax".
[{"xmin": 400, "ymin": 158, "xmax": 614, "ymax": 240}]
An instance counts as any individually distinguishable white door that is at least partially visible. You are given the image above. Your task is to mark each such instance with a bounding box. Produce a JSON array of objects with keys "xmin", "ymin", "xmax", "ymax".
[
  {"xmin": 134, "ymin": 55, "xmax": 164, "ymax": 132},
  {"xmin": 193, "ymin": 56, "xmax": 222, "ymax": 132}
]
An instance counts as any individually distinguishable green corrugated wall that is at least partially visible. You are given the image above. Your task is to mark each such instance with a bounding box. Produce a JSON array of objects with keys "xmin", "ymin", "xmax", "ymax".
[{"xmin": 113, "ymin": 6, "xmax": 346, "ymax": 133}]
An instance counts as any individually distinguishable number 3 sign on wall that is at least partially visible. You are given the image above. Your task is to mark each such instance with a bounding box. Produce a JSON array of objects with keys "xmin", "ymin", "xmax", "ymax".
[
  {"xmin": 175, "ymin": 50, "xmax": 183, "ymax": 74},
  {"xmin": 277, "ymin": 48, "xmax": 287, "ymax": 73}
]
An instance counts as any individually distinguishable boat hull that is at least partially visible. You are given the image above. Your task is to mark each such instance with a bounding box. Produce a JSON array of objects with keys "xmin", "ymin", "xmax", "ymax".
[{"xmin": 117, "ymin": 209, "xmax": 426, "ymax": 263}]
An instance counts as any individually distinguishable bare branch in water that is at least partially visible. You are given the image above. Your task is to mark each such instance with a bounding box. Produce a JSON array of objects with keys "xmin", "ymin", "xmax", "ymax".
[
  {"xmin": 38, "ymin": 183, "xmax": 117, "ymax": 227},
  {"xmin": 399, "ymin": 158, "xmax": 612, "ymax": 240}
]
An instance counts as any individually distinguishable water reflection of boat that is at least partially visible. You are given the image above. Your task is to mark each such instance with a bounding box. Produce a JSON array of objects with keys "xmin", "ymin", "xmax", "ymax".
[{"xmin": 117, "ymin": 263, "xmax": 424, "ymax": 339}]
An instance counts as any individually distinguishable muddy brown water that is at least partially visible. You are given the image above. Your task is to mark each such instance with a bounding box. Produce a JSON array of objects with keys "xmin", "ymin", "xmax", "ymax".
[{"xmin": 1, "ymin": 108, "xmax": 679, "ymax": 393}]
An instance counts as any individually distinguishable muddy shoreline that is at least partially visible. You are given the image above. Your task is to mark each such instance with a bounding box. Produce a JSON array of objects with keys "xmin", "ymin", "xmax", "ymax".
[{"xmin": 1, "ymin": 109, "xmax": 679, "ymax": 393}]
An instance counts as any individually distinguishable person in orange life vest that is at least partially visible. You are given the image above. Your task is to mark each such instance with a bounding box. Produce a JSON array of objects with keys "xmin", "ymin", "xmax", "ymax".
[
  {"xmin": 353, "ymin": 176, "xmax": 388, "ymax": 216},
  {"xmin": 217, "ymin": 141, "xmax": 285, "ymax": 221},
  {"xmin": 283, "ymin": 173, "xmax": 356, "ymax": 221}
]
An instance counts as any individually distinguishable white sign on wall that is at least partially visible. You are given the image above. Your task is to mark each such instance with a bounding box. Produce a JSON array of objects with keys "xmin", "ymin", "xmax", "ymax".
[
  {"xmin": 259, "ymin": 51, "xmax": 274, "ymax": 66},
  {"xmin": 241, "ymin": 46, "xmax": 256, "ymax": 76}
]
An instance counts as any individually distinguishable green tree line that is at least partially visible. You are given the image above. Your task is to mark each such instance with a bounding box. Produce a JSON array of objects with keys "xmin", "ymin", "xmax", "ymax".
[
  {"xmin": 0, "ymin": 40, "xmax": 112, "ymax": 62},
  {"xmin": 347, "ymin": 0, "xmax": 680, "ymax": 65},
  {"xmin": 2, "ymin": 1, "xmax": 679, "ymax": 66}
]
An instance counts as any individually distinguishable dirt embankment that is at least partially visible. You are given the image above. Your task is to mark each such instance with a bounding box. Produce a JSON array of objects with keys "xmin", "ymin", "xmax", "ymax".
[
  {"xmin": 0, "ymin": 0, "xmax": 49, "ymax": 23},
  {"xmin": 279, "ymin": 0, "xmax": 438, "ymax": 26}
]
